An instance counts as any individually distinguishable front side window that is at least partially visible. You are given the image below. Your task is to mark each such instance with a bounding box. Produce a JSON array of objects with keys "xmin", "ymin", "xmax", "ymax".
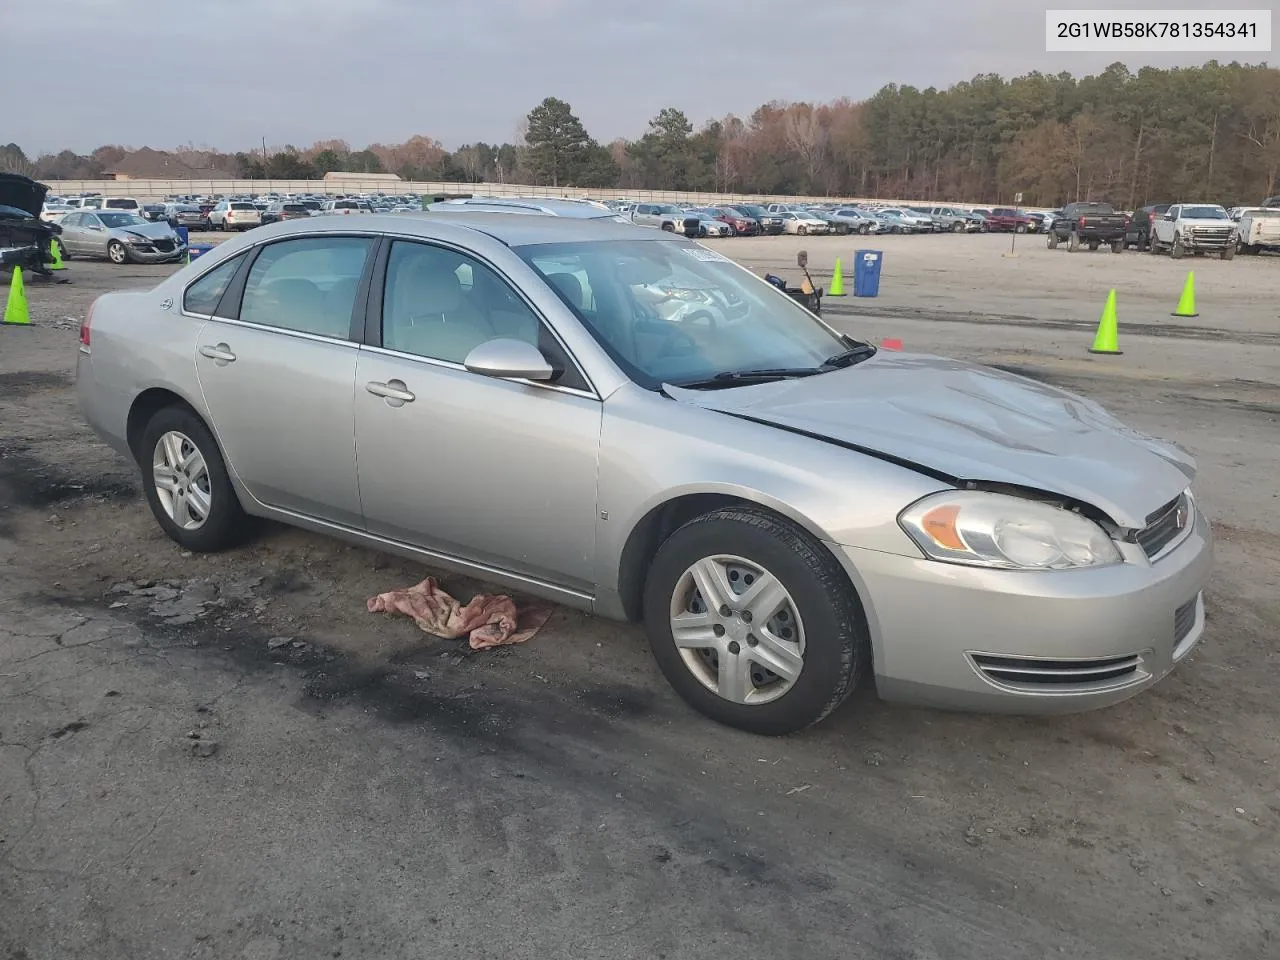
[
  {"xmin": 518, "ymin": 238, "xmax": 850, "ymax": 391},
  {"xmin": 381, "ymin": 241, "xmax": 541, "ymax": 365},
  {"xmin": 184, "ymin": 253, "xmax": 245, "ymax": 316},
  {"xmin": 239, "ymin": 237, "xmax": 373, "ymax": 338},
  {"xmin": 380, "ymin": 241, "xmax": 589, "ymax": 390}
]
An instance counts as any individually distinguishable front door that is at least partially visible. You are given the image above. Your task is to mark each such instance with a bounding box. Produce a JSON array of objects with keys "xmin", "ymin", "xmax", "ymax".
[
  {"xmin": 192, "ymin": 235, "xmax": 376, "ymax": 528},
  {"xmin": 354, "ymin": 238, "xmax": 602, "ymax": 591}
]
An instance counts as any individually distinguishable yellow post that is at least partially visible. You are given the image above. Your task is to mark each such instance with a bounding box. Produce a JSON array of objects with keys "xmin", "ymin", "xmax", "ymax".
[
  {"xmin": 828, "ymin": 257, "xmax": 846, "ymax": 296},
  {"xmin": 1087, "ymin": 289, "xmax": 1121, "ymax": 355},
  {"xmin": 1171, "ymin": 271, "xmax": 1198, "ymax": 317},
  {"xmin": 3, "ymin": 266, "xmax": 32, "ymax": 326}
]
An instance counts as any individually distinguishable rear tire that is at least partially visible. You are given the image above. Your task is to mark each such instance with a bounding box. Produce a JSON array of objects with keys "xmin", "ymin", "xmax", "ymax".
[
  {"xmin": 1111, "ymin": 239, "xmax": 1124, "ymax": 254},
  {"xmin": 1047, "ymin": 232, "xmax": 1059, "ymax": 249},
  {"xmin": 643, "ymin": 506, "xmax": 868, "ymax": 736},
  {"xmin": 1068, "ymin": 231, "xmax": 1080, "ymax": 252},
  {"xmin": 138, "ymin": 406, "xmax": 251, "ymax": 553}
]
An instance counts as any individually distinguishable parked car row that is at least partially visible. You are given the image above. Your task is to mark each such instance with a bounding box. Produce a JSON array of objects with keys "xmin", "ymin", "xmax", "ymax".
[{"xmin": 40, "ymin": 190, "xmax": 430, "ymax": 234}]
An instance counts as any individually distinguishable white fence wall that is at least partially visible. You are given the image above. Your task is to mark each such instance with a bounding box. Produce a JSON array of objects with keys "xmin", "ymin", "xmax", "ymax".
[{"xmin": 38, "ymin": 178, "xmax": 1021, "ymax": 212}]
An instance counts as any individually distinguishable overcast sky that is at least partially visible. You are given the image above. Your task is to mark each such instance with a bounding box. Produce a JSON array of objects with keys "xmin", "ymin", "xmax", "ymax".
[{"xmin": 8, "ymin": 0, "xmax": 1274, "ymax": 154}]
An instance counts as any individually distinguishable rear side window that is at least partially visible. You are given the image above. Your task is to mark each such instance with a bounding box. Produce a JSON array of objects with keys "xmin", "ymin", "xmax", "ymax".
[
  {"xmin": 230, "ymin": 202, "xmax": 257, "ymax": 211},
  {"xmin": 104, "ymin": 199, "xmax": 138, "ymax": 210},
  {"xmin": 239, "ymin": 237, "xmax": 373, "ymax": 339},
  {"xmin": 183, "ymin": 254, "xmax": 245, "ymax": 316}
]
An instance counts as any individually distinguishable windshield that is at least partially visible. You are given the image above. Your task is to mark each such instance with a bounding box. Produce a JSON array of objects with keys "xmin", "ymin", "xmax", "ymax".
[
  {"xmin": 737, "ymin": 205, "xmax": 768, "ymax": 217},
  {"xmin": 99, "ymin": 213, "xmax": 147, "ymax": 228},
  {"xmin": 1182, "ymin": 206, "xmax": 1227, "ymax": 219},
  {"xmin": 517, "ymin": 239, "xmax": 850, "ymax": 390}
]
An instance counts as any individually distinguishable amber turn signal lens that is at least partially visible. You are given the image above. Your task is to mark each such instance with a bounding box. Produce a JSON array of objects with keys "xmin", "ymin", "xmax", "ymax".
[{"xmin": 921, "ymin": 504, "xmax": 965, "ymax": 550}]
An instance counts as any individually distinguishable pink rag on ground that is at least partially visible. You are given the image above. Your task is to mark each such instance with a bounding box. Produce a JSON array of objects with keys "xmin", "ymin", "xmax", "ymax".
[{"xmin": 366, "ymin": 577, "xmax": 553, "ymax": 650}]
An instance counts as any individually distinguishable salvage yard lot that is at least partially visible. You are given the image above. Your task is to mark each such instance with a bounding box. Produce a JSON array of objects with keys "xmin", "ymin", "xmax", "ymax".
[{"xmin": 1, "ymin": 233, "xmax": 1277, "ymax": 959}]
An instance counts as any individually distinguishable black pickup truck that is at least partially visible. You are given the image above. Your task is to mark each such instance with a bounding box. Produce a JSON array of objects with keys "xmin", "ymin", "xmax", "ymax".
[{"xmin": 1046, "ymin": 201, "xmax": 1130, "ymax": 253}]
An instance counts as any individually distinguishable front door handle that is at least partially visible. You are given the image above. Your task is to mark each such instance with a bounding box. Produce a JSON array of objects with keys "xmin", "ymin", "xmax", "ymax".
[
  {"xmin": 365, "ymin": 379, "xmax": 415, "ymax": 404},
  {"xmin": 199, "ymin": 343, "xmax": 236, "ymax": 364}
]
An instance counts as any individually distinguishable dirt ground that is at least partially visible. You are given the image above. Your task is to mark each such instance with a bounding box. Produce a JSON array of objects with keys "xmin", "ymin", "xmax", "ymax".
[{"xmin": 1, "ymin": 234, "xmax": 1277, "ymax": 960}]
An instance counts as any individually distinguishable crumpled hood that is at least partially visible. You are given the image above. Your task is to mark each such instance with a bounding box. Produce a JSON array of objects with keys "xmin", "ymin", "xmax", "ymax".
[
  {"xmin": 0, "ymin": 173, "xmax": 49, "ymax": 219},
  {"xmin": 118, "ymin": 221, "xmax": 179, "ymax": 240},
  {"xmin": 665, "ymin": 352, "xmax": 1195, "ymax": 529}
]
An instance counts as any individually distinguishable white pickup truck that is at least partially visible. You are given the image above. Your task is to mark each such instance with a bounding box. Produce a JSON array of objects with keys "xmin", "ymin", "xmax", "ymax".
[
  {"xmin": 1149, "ymin": 203, "xmax": 1237, "ymax": 260},
  {"xmin": 1236, "ymin": 209, "xmax": 1280, "ymax": 255}
]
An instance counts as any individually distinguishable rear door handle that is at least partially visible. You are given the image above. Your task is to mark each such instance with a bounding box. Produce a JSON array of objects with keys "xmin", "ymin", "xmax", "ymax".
[
  {"xmin": 199, "ymin": 343, "xmax": 236, "ymax": 364},
  {"xmin": 365, "ymin": 379, "xmax": 415, "ymax": 403}
]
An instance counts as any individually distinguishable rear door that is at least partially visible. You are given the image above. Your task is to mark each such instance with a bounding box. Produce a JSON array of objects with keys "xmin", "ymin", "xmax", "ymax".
[{"xmin": 191, "ymin": 234, "xmax": 376, "ymax": 527}]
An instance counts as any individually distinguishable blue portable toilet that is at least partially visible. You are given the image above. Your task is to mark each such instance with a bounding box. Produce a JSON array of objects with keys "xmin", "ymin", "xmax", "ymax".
[
  {"xmin": 188, "ymin": 243, "xmax": 215, "ymax": 260},
  {"xmin": 175, "ymin": 225, "xmax": 190, "ymax": 247},
  {"xmin": 853, "ymin": 249, "xmax": 883, "ymax": 297}
]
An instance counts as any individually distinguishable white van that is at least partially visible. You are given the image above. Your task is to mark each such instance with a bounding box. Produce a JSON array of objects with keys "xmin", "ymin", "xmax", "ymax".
[{"xmin": 83, "ymin": 197, "xmax": 141, "ymax": 213}]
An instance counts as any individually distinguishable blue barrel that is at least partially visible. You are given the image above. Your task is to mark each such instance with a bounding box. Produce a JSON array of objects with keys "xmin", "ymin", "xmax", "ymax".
[
  {"xmin": 188, "ymin": 243, "xmax": 215, "ymax": 260},
  {"xmin": 854, "ymin": 250, "xmax": 883, "ymax": 297},
  {"xmin": 175, "ymin": 225, "xmax": 190, "ymax": 246}
]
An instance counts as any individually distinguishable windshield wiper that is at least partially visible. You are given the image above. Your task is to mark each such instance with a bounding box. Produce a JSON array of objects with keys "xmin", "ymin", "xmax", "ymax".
[
  {"xmin": 822, "ymin": 342, "xmax": 878, "ymax": 368},
  {"xmin": 668, "ymin": 368, "xmax": 825, "ymax": 389}
]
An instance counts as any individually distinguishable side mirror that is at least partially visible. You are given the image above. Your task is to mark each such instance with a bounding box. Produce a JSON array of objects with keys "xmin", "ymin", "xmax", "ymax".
[
  {"xmin": 796, "ymin": 250, "xmax": 808, "ymax": 268},
  {"xmin": 463, "ymin": 338, "xmax": 554, "ymax": 382}
]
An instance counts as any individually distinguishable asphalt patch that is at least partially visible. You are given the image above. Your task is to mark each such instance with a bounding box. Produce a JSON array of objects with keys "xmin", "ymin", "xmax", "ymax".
[
  {"xmin": 0, "ymin": 442, "xmax": 138, "ymax": 511},
  {"xmin": 0, "ymin": 371, "xmax": 72, "ymax": 396}
]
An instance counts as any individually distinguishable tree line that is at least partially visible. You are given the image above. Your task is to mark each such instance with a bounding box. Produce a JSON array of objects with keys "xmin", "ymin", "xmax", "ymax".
[{"xmin": 6, "ymin": 60, "xmax": 1280, "ymax": 207}]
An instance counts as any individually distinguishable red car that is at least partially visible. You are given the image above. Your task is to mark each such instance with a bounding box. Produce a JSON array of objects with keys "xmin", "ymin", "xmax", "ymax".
[
  {"xmin": 984, "ymin": 207, "xmax": 1038, "ymax": 233},
  {"xmin": 711, "ymin": 206, "xmax": 760, "ymax": 236}
]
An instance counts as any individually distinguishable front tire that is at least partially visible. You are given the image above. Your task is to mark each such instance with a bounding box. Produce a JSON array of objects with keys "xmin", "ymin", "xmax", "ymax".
[
  {"xmin": 138, "ymin": 406, "xmax": 250, "ymax": 553},
  {"xmin": 643, "ymin": 506, "xmax": 868, "ymax": 736},
  {"xmin": 1047, "ymin": 231, "xmax": 1059, "ymax": 249},
  {"xmin": 1221, "ymin": 245, "xmax": 1235, "ymax": 260},
  {"xmin": 107, "ymin": 240, "xmax": 128, "ymax": 264},
  {"xmin": 1171, "ymin": 234, "xmax": 1185, "ymax": 258}
]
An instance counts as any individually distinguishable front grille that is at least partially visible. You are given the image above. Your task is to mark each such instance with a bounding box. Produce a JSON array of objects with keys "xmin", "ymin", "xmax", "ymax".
[
  {"xmin": 1174, "ymin": 595, "xmax": 1198, "ymax": 644},
  {"xmin": 971, "ymin": 652, "xmax": 1141, "ymax": 688},
  {"xmin": 1136, "ymin": 494, "xmax": 1188, "ymax": 558},
  {"xmin": 152, "ymin": 239, "xmax": 175, "ymax": 252},
  {"xmin": 1189, "ymin": 228, "xmax": 1230, "ymax": 241}
]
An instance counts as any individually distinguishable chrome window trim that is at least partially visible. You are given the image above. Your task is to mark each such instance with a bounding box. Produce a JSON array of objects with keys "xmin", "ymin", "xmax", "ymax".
[{"xmin": 359, "ymin": 343, "xmax": 600, "ymax": 401}]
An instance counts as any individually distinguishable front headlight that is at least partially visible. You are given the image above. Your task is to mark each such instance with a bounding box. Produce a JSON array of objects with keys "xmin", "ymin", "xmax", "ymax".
[
  {"xmin": 898, "ymin": 491, "xmax": 1122, "ymax": 570},
  {"xmin": 123, "ymin": 233, "xmax": 151, "ymax": 244}
]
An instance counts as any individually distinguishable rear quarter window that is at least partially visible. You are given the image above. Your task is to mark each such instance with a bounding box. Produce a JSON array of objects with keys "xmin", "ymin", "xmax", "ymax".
[{"xmin": 183, "ymin": 254, "xmax": 245, "ymax": 316}]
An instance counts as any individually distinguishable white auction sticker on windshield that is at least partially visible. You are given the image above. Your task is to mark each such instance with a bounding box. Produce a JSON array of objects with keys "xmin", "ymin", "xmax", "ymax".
[{"xmin": 682, "ymin": 245, "xmax": 730, "ymax": 262}]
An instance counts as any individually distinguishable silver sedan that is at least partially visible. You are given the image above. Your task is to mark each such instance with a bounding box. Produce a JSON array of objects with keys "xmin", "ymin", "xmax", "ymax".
[
  {"xmin": 58, "ymin": 210, "xmax": 187, "ymax": 264},
  {"xmin": 75, "ymin": 214, "xmax": 1212, "ymax": 735}
]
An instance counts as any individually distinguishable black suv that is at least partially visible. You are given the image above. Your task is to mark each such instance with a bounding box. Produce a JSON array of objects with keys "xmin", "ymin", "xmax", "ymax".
[{"xmin": 1126, "ymin": 203, "xmax": 1172, "ymax": 251}]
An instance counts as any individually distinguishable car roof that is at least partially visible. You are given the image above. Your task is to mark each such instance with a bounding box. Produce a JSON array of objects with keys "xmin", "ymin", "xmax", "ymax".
[
  {"xmin": 233, "ymin": 210, "xmax": 673, "ymax": 247},
  {"xmin": 426, "ymin": 197, "xmax": 614, "ymax": 218}
]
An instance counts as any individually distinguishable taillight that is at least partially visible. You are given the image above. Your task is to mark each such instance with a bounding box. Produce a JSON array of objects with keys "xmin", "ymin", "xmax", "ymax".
[{"xmin": 79, "ymin": 298, "xmax": 96, "ymax": 352}]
